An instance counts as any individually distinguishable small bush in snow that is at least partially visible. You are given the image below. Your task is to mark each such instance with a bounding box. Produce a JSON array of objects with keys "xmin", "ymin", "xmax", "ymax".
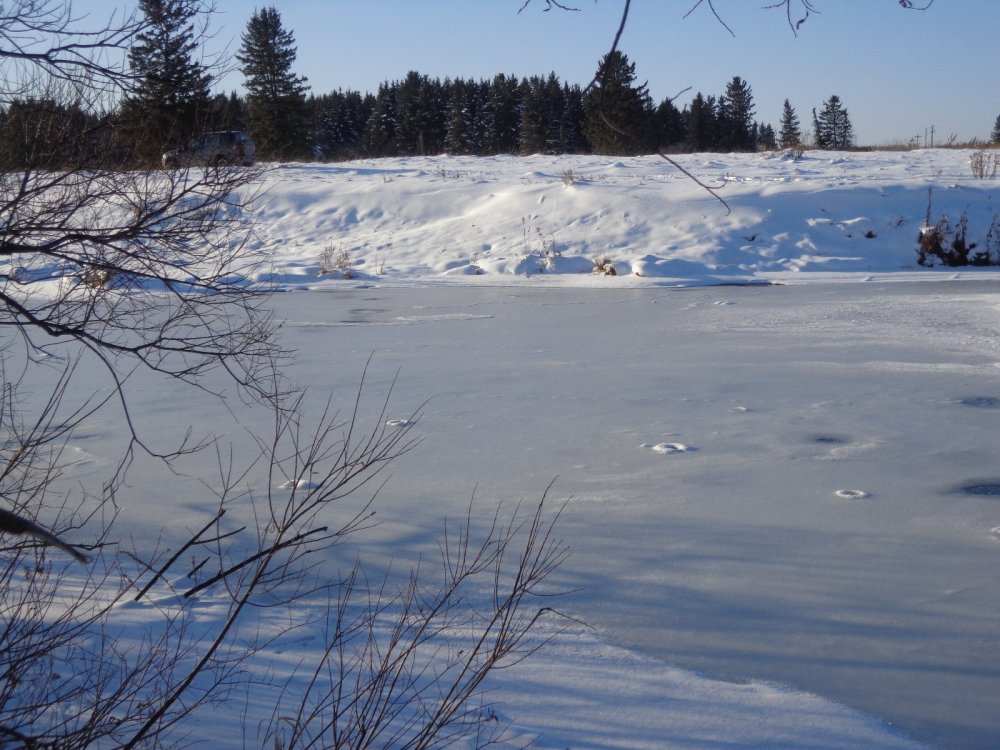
[
  {"xmin": 319, "ymin": 243, "xmax": 355, "ymax": 278},
  {"xmin": 917, "ymin": 212, "xmax": 984, "ymax": 266},
  {"xmin": 81, "ymin": 266, "xmax": 116, "ymax": 288},
  {"xmin": 560, "ymin": 168, "xmax": 579, "ymax": 186},
  {"xmin": 970, "ymin": 149, "xmax": 1000, "ymax": 179},
  {"xmin": 521, "ymin": 217, "xmax": 559, "ymax": 272},
  {"xmin": 917, "ymin": 187, "xmax": 994, "ymax": 266},
  {"xmin": 592, "ymin": 255, "xmax": 617, "ymax": 275}
]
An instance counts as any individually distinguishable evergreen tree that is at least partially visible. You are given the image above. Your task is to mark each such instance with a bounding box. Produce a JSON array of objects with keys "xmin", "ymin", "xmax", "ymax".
[
  {"xmin": 519, "ymin": 73, "xmax": 566, "ymax": 154},
  {"xmin": 467, "ymin": 79, "xmax": 493, "ymax": 153},
  {"xmin": 814, "ymin": 94, "xmax": 854, "ymax": 149},
  {"xmin": 0, "ymin": 98, "xmax": 94, "ymax": 168},
  {"xmin": 310, "ymin": 91, "xmax": 367, "ymax": 160},
  {"xmin": 584, "ymin": 50, "xmax": 654, "ymax": 155},
  {"xmin": 685, "ymin": 92, "xmax": 717, "ymax": 152},
  {"xmin": 444, "ymin": 79, "xmax": 478, "ymax": 154},
  {"xmin": 559, "ymin": 83, "xmax": 588, "ymax": 153},
  {"xmin": 363, "ymin": 81, "xmax": 398, "ymax": 157},
  {"xmin": 757, "ymin": 122, "xmax": 777, "ymax": 150},
  {"xmin": 653, "ymin": 97, "xmax": 687, "ymax": 151},
  {"xmin": 237, "ymin": 6, "xmax": 310, "ymax": 160},
  {"xmin": 518, "ymin": 74, "xmax": 549, "ymax": 154},
  {"xmin": 205, "ymin": 91, "xmax": 247, "ymax": 132},
  {"xmin": 717, "ymin": 76, "xmax": 755, "ymax": 151},
  {"xmin": 778, "ymin": 99, "xmax": 801, "ymax": 148},
  {"xmin": 123, "ymin": 0, "xmax": 211, "ymax": 163},
  {"xmin": 484, "ymin": 74, "xmax": 522, "ymax": 154},
  {"xmin": 394, "ymin": 72, "xmax": 446, "ymax": 155},
  {"xmin": 991, "ymin": 114, "xmax": 1000, "ymax": 144}
]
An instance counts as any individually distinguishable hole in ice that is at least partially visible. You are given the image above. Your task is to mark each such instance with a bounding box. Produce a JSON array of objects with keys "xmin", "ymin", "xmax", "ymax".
[
  {"xmin": 814, "ymin": 435, "xmax": 846, "ymax": 444},
  {"xmin": 642, "ymin": 442, "xmax": 690, "ymax": 454},
  {"xmin": 834, "ymin": 489, "xmax": 869, "ymax": 500},
  {"xmin": 959, "ymin": 483, "xmax": 1000, "ymax": 496},
  {"xmin": 957, "ymin": 396, "xmax": 1000, "ymax": 408},
  {"xmin": 279, "ymin": 479, "xmax": 319, "ymax": 490}
]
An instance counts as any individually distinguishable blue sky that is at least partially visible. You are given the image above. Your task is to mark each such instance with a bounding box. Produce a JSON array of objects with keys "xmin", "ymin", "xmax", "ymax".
[{"xmin": 152, "ymin": 2, "xmax": 1000, "ymax": 145}]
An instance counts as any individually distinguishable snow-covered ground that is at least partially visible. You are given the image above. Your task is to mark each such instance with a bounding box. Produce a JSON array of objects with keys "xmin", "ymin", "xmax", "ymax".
[
  {"xmin": 14, "ymin": 149, "xmax": 1000, "ymax": 749},
  {"xmin": 247, "ymin": 148, "xmax": 1000, "ymax": 289}
]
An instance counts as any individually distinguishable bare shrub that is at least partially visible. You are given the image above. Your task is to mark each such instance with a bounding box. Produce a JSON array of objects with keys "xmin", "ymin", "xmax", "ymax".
[
  {"xmin": 319, "ymin": 243, "xmax": 356, "ymax": 278},
  {"xmin": 521, "ymin": 216, "xmax": 560, "ymax": 272},
  {"xmin": 918, "ymin": 212, "xmax": 978, "ymax": 266},
  {"xmin": 593, "ymin": 255, "xmax": 617, "ymax": 275},
  {"xmin": 970, "ymin": 149, "xmax": 1000, "ymax": 179}
]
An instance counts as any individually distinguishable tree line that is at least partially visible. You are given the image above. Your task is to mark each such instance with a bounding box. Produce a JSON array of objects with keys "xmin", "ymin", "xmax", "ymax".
[{"xmin": 0, "ymin": 1, "xmax": 861, "ymax": 167}]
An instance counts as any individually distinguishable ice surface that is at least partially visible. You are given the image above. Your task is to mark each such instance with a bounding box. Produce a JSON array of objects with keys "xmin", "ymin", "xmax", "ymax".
[
  {"xmin": 11, "ymin": 149, "xmax": 1000, "ymax": 749},
  {"xmin": 258, "ymin": 283, "xmax": 1000, "ymax": 750}
]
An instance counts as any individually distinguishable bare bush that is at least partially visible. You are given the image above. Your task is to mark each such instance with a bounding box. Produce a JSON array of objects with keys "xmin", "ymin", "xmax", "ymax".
[
  {"xmin": 319, "ymin": 243, "xmax": 356, "ymax": 278},
  {"xmin": 592, "ymin": 255, "xmax": 617, "ymax": 275},
  {"xmin": 560, "ymin": 168, "xmax": 580, "ymax": 186},
  {"xmin": 521, "ymin": 217, "xmax": 560, "ymax": 272},
  {"xmin": 970, "ymin": 148, "xmax": 1000, "ymax": 179}
]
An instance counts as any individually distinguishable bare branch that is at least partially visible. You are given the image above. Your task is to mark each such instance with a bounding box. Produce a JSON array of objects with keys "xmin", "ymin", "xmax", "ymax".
[
  {"xmin": 0, "ymin": 506, "xmax": 88, "ymax": 561},
  {"xmin": 684, "ymin": 0, "xmax": 736, "ymax": 37},
  {"xmin": 518, "ymin": 0, "xmax": 581, "ymax": 12}
]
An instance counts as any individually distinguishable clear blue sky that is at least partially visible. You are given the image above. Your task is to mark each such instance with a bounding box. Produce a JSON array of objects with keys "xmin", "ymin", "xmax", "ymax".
[{"xmin": 121, "ymin": 1, "xmax": 1000, "ymax": 146}]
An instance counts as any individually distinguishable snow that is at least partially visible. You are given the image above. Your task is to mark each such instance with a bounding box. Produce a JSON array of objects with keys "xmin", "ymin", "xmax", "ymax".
[
  {"xmin": 247, "ymin": 148, "xmax": 1000, "ymax": 289},
  {"xmin": 12, "ymin": 148, "xmax": 1000, "ymax": 749}
]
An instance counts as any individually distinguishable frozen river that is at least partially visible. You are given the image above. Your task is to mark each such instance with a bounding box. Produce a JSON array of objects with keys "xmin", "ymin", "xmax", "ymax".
[{"xmin": 266, "ymin": 280, "xmax": 1000, "ymax": 750}]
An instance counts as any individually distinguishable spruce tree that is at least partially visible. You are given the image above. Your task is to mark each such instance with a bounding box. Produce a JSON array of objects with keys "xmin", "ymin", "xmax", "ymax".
[
  {"xmin": 444, "ymin": 79, "xmax": 474, "ymax": 155},
  {"xmin": 815, "ymin": 95, "xmax": 854, "ymax": 150},
  {"xmin": 123, "ymin": 0, "xmax": 212, "ymax": 163},
  {"xmin": 812, "ymin": 107, "xmax": 821, "ymax": 147},
  {"xmin": 991, "ymin": 114, "xmax": 1000, "ymax": 144},
  {"xmin": 364, "ymin": 82, "xmax": 398, "ymax": 157},
  {"xmin": 584, "ymin": 50, "xmax": 654, "ymax": 155},
  {"xmin": 717, "ymin": 76, "xmax": 755, "ymax": 151},
  {"xmin": 237, "ymin": 6, "xmax": 310, "ymax": 160},
  {"xmin": 757, "ymin": 122, "xmax": 777, "ymax": 150},
  {"xmin": 519, "ymin": 75, "xmax": 550, "ymax": 154},
  {"xmin": 654, "ymin": 97, "xmax": 687, "ymax": 151},
  {"xmin": 519, "ymin": 73, "xmax": 566, "ymax": 155},
  {"xmin": 685, "ymin": 92, "xmax": 717, "ymax": 152},
  {"xmin": 778, "ymin": 99, "xmax": 801, "ymax": 148},
  {"xmin": 485, "ymin": 74, "xmax": 523, "ymax": 155},
  {"xmin": 560, "ymin": 83, "xmax": 588, "ymax": 153},
  {"xmin": 393, "ymin": 72, "xmax": 441, "ymax": 155}
]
